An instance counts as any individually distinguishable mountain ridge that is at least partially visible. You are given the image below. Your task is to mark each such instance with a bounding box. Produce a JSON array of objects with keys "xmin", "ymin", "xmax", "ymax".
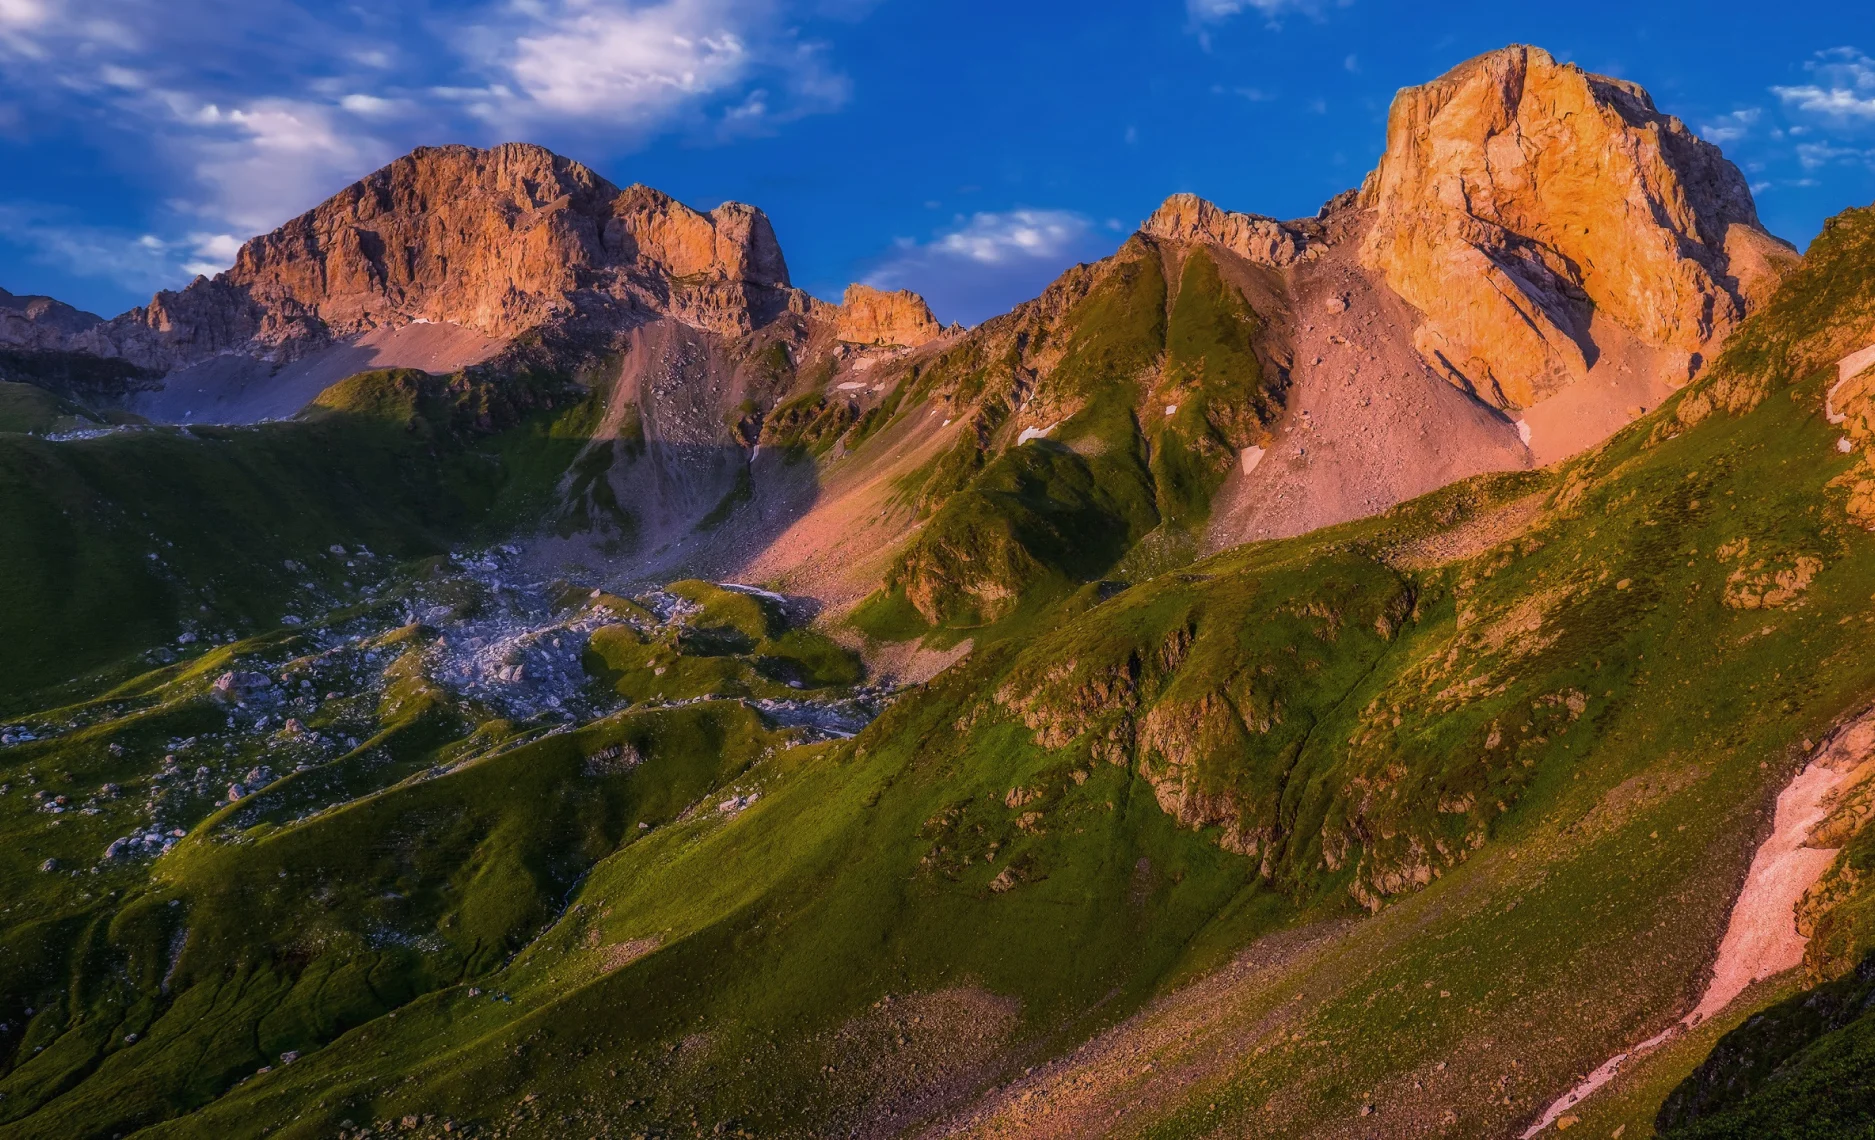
[{"xmin": 7, "ymin": 49, "xmax": 1875, "ymax": 1139}]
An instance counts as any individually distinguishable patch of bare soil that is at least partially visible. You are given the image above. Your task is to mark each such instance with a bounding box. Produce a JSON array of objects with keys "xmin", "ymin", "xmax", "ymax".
[
  {"xmin": 836, "ymin": 630, "xmax": 974, "ymax": 687},
  {"xmin": 730, "ymin": 400, "xmax": 961, "ymax": 609},
  {"xmin": 1521, "ymin": 706, "xmax": 1875, "ymax": 1136},
  {"xmin": 1384, "ymin": 492, "xmax": 1547, "ymax": 570},
  {"xmin": 1516, "ymin": 310, "xmax": 1690, "ymax": 466},
  {"xmin": 1203, "ymin": 216, "xmax": 1532, "ymax": 552},
  {"xmin": 820, "ymin": 988, "xmax": 1023, "ymax": 1140},
  {"xmin": 927, "ymin": 923, "xmax": 1353, "ymax": 1140},
  {"xmin": 598, "ymin": 937, "xmax": 660, "ymax": 974},
  {"xmin": 130, "ymin": 321, "xmax": 507, "ymax": 423}
]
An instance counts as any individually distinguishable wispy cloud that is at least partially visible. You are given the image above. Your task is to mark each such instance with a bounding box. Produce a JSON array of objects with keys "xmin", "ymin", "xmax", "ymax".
[
  {"xmin": 1773, "ymin": 47, "xmax": 1875, "ymax": 119},
  {"xmin": 1187, "ymin": 0, "xmax": 1342, "ymax": 28},
  {"xmin": 862, "ymin": 209, "xmax": 1116, "ymax": 327},
  {"xmin": 1188, "ymin": 0, "xmax": 1318, "ymax": 23},
  {"xmin": 1796, "ymin": 141, "xmax": 1875, "ymax": 169},
  {"xmin": 1212, "ymin": 84, "xmax": 1275, "ymax": 102},
  {"xmin": 1700, "ymin": 107, "xmax": 1762, "ymax": 145},
  {"xmin": 0, "ymin": 204, "xmax": 239, "ymax": 293}
]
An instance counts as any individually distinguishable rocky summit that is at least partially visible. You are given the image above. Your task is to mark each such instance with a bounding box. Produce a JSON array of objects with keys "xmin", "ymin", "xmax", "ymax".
[
  {"xmin": 1, "ymin": 41, "xmax": 1873, "ymax": 1140},
  {"xmin": 1361, "ymin": 45, "xmax": 1797, "ymax": 409}
]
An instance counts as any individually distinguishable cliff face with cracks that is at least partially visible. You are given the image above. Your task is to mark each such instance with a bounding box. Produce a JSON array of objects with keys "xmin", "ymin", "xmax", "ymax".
[
  {"xmin": 1361, "ymin": 45, "xmax": 1798, "ymax": 410},
  {"xmin": 60, "ymin": 144, "xmax": 936, "ymax": 382},
  {"xmin": 72, "ymin": 144, "xmax": 802, "ymax": 371},
  {"xmin": 832, "ymin": 284, "xmax": 943, "ymax": 348}
]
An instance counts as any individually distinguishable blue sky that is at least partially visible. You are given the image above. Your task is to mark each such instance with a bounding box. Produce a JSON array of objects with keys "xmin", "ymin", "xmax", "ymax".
[{"xmin": 1, "ymin": 0, "xmax": 1872, "ymax": 326}]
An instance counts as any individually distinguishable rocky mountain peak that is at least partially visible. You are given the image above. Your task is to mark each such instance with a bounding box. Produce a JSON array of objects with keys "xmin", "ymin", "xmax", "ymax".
[
  {"xmin": 81, "ymin": 142, "xmax": 802, "ymax": 372},
  {"xmin": 1359, "ymin": 43, "xmax": 1798, "ymax": 409},
  {"xmin": 0, "ymin": 286, "xmax": 103, "ymax": 351},
  {"xmin": 833, "ymin": 284, "xmax": 942, "ymax": 347},
  {"xmin": 1142, "ymin": 193, "xmax": 1317, "ymax": 268}
]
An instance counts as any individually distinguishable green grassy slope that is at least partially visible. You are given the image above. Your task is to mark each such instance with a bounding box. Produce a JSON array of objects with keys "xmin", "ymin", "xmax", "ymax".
[
  {"xmin": 872, "ymin": 240, "xmax": 1283, "ymax": 633},
  {"xmin": 95, "ymin": 332, "xmax": 1875, "ymax": 1139},
  {"xmin": 3, "ymin": 204, "xmax": 1875, "ymax": 1140},
  {"xmin": 0, "ymin": 369, "xmax": 578, "ymax": 709},
  {"xmin": 0, "ymin": 382, "xmax": 113, "ymax": 436}
]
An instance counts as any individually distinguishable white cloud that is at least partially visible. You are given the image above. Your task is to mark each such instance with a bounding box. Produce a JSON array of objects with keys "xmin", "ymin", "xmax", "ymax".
[
  {"xmin": 181, "ymin": 96, "xmax": 394, "ymax": 230},
  {"xmin": 339, "ymin": 93, "xmax": 402, "ymax": 116},
  {"xmin": 1187, "ymin": 0, "xmax": 1327, "ymax": 25},
  {"xmin": 0, "ymin": 0, "xmax": 51, "ymax": 28},
  {"xmin": 0, "ymin": 205, "xmax": 236, "ymax": 294},
  {"xmin": 1796, "ymin": 141, "xmax": 1875, "ymax": 169},
  {"xmin": 1700, "ymin": 107, "xmax": 1761, "ymax": 144},
  {"xmin": 1774, "ymin": 47, "xmax": 1875, "ymax": 119},
  {"xmin": 863, "ymin": 209, "xmax": 1114, "ymax": 327},
  {"xmin": 1776, "ymin": 84, "xmax": 1875, "ymax": 117},
  {"xmin": 923, "ymin": 210, "xmax": 1097, "ymax": 266},
  {"xmin": 504, "ymin": 0, "xmax": 755, "ymax": 119}
]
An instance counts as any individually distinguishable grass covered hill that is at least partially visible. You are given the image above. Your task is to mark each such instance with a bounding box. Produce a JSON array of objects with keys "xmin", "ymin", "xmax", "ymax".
[{"xmin": 0, "ymin": 201, "xmax": 1873, "ymax": 1140}]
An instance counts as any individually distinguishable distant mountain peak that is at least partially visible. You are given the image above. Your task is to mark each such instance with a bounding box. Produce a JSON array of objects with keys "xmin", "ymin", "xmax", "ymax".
[{"xmin": 1141, "ymin": 193, "xmax": 1321, "ymax": 268}]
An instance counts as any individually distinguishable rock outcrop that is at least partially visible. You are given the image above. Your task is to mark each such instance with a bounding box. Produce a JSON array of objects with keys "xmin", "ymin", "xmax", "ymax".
[
  {"xmin": 1360, "ymin": 45, "xmax": 1797, "ymax": 409},
  {"xmin": 75, "ymin": 143, "xmax": 801, "ymax": 372},
  {"xmin": 0, "ymin": 287, "xmax": 102, "ymax": 351},
  {"xmin": 1142, "ymin": 193, "xmax": 1318, "ymax": 268},
  {"xmin": 832, "ymin": 284, "xmax": 942, "ymax": 347}
]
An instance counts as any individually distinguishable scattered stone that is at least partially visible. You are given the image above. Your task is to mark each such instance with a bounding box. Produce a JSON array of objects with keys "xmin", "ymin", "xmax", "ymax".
[{"xmin": 39, "ymin": 859, "xmax": 57, "ymax": 873}]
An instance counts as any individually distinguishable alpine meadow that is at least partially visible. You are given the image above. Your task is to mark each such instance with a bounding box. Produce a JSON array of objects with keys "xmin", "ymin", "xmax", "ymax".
[{"xmin": 4, "ymin": 30, "xmax": 1875, "ymax": 1140}]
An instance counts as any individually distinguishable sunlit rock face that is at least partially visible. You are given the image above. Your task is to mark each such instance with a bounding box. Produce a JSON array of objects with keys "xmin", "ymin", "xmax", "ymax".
[
  {"xmin": 1359, "ymin": 44, "xmax": 1796, "ymax": 409},
  {"xmin": 75, "ymin": 142, "xmax": 802, "ymax": 370}
]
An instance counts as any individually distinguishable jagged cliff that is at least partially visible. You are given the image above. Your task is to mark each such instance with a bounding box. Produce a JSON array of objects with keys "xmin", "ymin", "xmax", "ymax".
[
  {"xmin": 1361, "ymin": 45, "xmax": 1798, "ymax": 409},
  {"xmin": 71, "ymin": 144, "xmax": 801, "ymax": 370},
  {"xmin": 831, "ymin": 284, "xmax": 943, "ymax": 347},
  {"xmin": 33, "ymin": 144, "xmax": 934, "ymax": 406}
]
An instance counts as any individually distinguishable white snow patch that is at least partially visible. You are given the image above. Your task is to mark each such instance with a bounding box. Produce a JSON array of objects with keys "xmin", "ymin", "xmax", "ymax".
[
  {"xmin": 1164, "ymin": 404, "xmax": 1178, "ymax": 416},
  {"xmin": 1841, "ymin": 437, "xmax": 1856, "ymax": 453},
  {"xmin": 1017, "ymin": 421, "xmax": 1060, "ymax": 446},
  {"xmin": 836, "ymin": 381, "xmax": 868, "ymax": 391},
  {"xmin": 1239, "ymin": 446, "xmax": 1265, "ymax": 475},
  {"xmin": 1516, "ymin": 419, "xmax": 1533, "ymax": 446},
  {"xmin": 1827, "ymin": 342, "xmax": 1875, "ymax": 424},
  {"xmin": 1521, "ymin": 713, "xmax": 1874, "ymax": 1136}
]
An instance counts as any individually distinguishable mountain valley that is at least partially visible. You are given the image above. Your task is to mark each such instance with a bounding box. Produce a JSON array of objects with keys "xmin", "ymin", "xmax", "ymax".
[{"xmin": 0, "ymin": 43, "xmax": 1872, "ymax": 1140}]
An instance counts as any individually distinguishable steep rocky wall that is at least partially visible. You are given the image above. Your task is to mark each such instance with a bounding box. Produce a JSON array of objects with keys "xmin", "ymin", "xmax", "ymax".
[
  {"xmin": 1361, "ymin": 44, "xmax": 1797, "ymax": 409},
  {"xmin": 832, "ymin": 284, "xmax": 943, "ymax": 347},
  {"xmin": 74, "ymin": 144, "xmax": 803, "ymax": 371}
]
